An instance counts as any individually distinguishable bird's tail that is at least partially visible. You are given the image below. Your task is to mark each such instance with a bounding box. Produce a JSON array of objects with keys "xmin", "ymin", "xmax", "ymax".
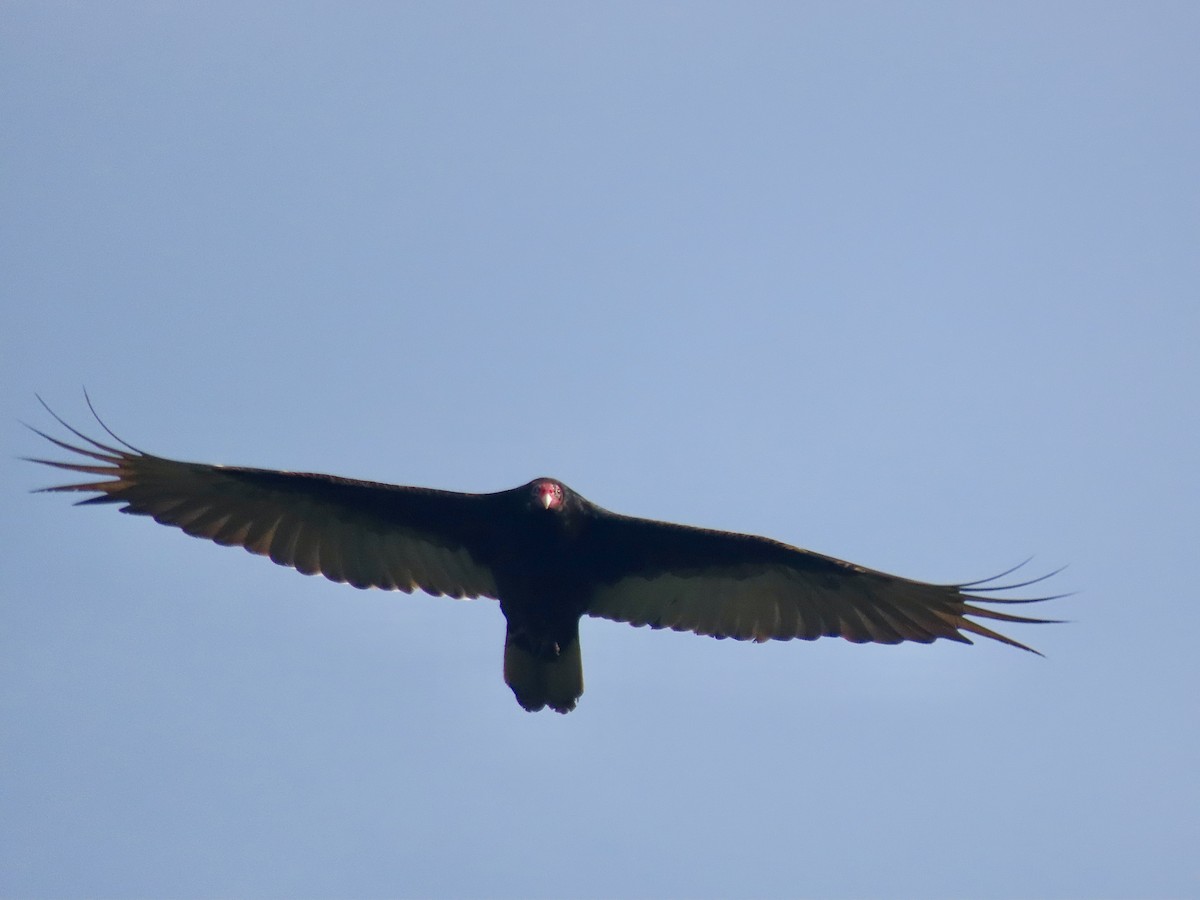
[{"xmin": 503, "ymin": 629, "xmax": 583, "ymax": 714}]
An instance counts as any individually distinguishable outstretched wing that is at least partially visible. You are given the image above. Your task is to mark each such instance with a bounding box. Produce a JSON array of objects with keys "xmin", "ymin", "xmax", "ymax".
[
  {"xmin": 27, "ymin": 409, "xmax": 500, "ymax": 600},
  {"xmin": 582, "ymin": 512, "xmax": 1059, "ymax": 652}
]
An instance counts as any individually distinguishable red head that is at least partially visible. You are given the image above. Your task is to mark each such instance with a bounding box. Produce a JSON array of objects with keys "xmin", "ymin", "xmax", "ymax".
[{"xmin": 531, "ymin": 479, "xmax": 564, "ymax": 511}]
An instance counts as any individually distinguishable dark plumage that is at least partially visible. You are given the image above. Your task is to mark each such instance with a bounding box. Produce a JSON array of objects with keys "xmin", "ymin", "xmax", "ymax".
[{"xmin": 27, "ymin": 400, "xmax": 1061, "ymax": 713}]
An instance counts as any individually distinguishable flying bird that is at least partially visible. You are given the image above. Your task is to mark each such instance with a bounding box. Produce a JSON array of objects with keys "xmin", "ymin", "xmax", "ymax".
[{"xmin": 28, "ymin": 400, "xmax": 1060, "ymax": 714}]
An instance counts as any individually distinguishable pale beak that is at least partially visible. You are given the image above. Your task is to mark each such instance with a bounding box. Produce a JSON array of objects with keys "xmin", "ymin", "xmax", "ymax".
[{"xmin": 540, "ymin": 491, "xmax": 554, "ymax": 509}]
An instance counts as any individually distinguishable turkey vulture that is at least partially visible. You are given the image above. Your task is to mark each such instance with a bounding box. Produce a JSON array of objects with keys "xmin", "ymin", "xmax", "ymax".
[{"xmin": 27, "ymin": 400, "xmax": 1060, "ymax": 714}]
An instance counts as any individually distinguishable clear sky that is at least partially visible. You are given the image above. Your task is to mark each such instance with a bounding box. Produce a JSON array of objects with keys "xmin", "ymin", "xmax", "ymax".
[{"xmin": 2, "ymin": 3, "xmax": 1197, "ymax": 898}]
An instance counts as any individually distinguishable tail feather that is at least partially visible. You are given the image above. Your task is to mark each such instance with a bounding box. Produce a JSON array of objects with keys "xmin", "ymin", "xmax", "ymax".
[{"xmin": 503, "ymin": 633, "xmax": 583, "ymax": 714}]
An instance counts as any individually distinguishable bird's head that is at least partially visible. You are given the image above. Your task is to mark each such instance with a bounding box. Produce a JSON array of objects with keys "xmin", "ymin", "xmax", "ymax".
[{"xmin": 530, "ymin": 479, "xmax": 565, "ymax": 513}]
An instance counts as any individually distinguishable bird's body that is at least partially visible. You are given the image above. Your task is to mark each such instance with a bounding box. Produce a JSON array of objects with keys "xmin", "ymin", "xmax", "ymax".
[{"xmin": 28, "ymin": 402, "xmax": 1060, "ymax": 713}]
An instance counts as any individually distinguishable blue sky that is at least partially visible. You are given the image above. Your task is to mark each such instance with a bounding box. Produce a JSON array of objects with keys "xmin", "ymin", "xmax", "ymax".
[{"xmin": 2, "ymin": 3, "xmax": 1197, "ymax": 898}]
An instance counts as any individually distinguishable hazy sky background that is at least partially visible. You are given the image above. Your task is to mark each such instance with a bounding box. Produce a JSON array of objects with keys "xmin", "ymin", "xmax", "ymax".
[{"xmin": 3, "ymin": 3, "xmax": 1197, "ymax": 898}]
